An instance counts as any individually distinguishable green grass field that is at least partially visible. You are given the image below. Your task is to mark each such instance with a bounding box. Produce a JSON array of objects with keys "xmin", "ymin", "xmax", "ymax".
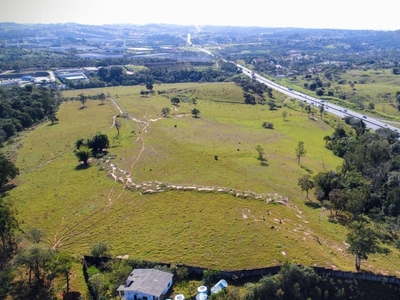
[{"xmin": 7, "ymin": 83, "xmax": 400, "ymax": 293}]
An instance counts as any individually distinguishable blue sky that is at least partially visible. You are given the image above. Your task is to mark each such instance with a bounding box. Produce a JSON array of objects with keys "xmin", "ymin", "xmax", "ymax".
[{"xmin": 0, "ymin": 0, "xmax": 398, "ymax": 31}]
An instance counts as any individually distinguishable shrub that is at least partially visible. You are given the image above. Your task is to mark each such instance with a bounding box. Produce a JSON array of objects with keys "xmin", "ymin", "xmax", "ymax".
[{"xmin": 262, "ymin": 122, "xmax": 274, "ymax": 129}]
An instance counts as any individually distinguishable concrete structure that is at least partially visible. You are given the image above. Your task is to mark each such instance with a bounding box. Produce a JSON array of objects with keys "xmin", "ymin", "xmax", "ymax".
[
  {"xmin": 56, "ymin": 71, "xmax": 88, "ymax": 82},
  {"xmin": 117, "ymin": 269, "xmax": 173, "ymax": 300}
]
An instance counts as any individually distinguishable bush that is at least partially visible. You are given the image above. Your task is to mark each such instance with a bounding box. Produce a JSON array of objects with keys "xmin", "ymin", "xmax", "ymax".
[
  {"xmin": 262, "ymin": 122, "xmax": 274, "ymax": 129},
  {"xmin": 203, "ymin": 269, "xmax": 221, "ymax": 287}
]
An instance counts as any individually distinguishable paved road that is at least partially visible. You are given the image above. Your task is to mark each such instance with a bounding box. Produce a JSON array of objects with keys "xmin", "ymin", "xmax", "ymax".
[{"xmin": 236, "ymin": 64, "xmax": 399, "ymax": 133}]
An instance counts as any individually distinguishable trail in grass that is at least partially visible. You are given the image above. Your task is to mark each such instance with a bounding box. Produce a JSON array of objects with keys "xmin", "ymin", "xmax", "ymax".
[{"xmin": 52, "ymin": 98, "xmax": 161, "ymax": 249}]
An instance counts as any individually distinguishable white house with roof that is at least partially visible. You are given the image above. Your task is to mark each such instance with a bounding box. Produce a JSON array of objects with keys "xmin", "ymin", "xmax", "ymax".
[{"xmin": 117, "ymin": 269, "xmax": 173, "ymax": 300}]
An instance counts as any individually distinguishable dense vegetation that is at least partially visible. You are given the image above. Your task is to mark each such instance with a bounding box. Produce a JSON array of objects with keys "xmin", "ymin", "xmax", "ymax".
[
  {"xmin": 0, "ymin": 85, "xmax": 60, "ymax": 145},
  {"xmin": 222, "ymin": 263, "xmax": 400, "ymax": 300},
  {"xmin": 67, "ymin": 60, "xmax": 241, "ymax": 89}
]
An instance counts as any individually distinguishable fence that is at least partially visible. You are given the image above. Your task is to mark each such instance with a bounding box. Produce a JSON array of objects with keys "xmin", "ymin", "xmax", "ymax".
[{"xmin": 82, "ymin": 256, "xmax": 400, "ymax": 285}]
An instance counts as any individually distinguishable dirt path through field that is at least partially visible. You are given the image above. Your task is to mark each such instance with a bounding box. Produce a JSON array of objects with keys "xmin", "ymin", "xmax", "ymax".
[{"xmin": 52, "ymin": 97, "xmax": 161, "ymax": 249}]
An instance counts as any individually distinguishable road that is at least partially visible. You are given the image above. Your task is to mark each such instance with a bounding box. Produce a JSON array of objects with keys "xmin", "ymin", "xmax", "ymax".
[
  {"xmin": 236, "ymin": 64, "xmax": 399, "ymax": 133},
  {"xmin": 193, "ymin": 43, "xmax": 398, "ymax": 133}
]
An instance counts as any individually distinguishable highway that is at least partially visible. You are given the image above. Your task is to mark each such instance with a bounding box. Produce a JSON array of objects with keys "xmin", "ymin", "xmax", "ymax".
[{"xmin": 236, "ymin": 64, "xmax": 399, "ymax": 133}]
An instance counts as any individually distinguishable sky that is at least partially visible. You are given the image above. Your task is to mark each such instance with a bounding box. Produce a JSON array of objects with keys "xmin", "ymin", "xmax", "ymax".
[{"xmin": 0, "ymin": 0, "xmax": 398, "ymax": 31}]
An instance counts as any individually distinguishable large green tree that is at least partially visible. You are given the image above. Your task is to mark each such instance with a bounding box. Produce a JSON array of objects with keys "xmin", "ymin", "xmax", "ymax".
[
  {"xmin": 0, "ymin": 196, "xmax": 18, "ymax": 299},
  {"xmin": 0, "ymin": 153, "xmax": 19, "ymax": 188},
  {"xmin": 346, "ymin": 216, "xmax": 381, "ymax": 271},
  {"xmin": 47, "ymin": 251, "xmax": 73, "ymax": 293},
  {"xmin": 90, "ymin": 133, "xmax": 110, "ymax": 155}
]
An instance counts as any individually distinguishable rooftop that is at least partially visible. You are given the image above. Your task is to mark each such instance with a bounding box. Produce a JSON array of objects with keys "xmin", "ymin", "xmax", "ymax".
[{"xmin": 117, "ymin": 269, "xmax": 173, "ymax": 297}]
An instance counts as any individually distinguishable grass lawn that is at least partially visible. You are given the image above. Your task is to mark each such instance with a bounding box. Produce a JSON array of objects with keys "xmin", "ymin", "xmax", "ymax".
[{"xmin": 6, "ymin": 83, "xmax": 400, "ymax": 297}]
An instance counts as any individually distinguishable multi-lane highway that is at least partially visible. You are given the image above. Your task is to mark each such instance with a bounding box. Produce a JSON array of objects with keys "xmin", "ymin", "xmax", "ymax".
[{"xmin": 236, "ymin": 64, "xmax": 399, "ymax": 133}]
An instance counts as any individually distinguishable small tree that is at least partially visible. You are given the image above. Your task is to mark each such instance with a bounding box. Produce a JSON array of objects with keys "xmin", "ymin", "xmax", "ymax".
[
  {"xmin": 75, "ymin": 145, "xmax": 91, "ymax": 165},
  {"xmin": 171, "ymin": 97, "xmax": 180, "ymax": 106},
  {"xmin": 191, "ymin": 108, "xmax": 200, "ymax": 118},
  {"xmin": 319, "ymin": 105, "xmax": 325, "ymax": 118},
  {"xmin": 282, "ymin": 110, "xmax": 288, "ymax": 121},
  {"xmin": 346, "ymin": 216, "xmax": 381, "ymax": 271},
  {"xmin": 114, "ymin": 118, "xmax": 122, "ymax": 136},
  {"xmin": 305, "ymin": 105, "xmax": 312, "ymax": 117},
  {"xmin": 298, "ymin": 174, "xmax": 314, "ymax": 200},
  {"xmin": 262, "ymin": 122, "xmax": 274, "ymax": 129},
  {"xmin": 295, "ymin": 141, "xmax": 307, "ymax": 164},
  {"xmin": 27, "ymin": 228, "xmax": 44, "ymax": 244},
  {"xmin": 255, "ymin": 145, "xmax": 266, "ymax": 164},
  {"xmin": 49, "ymin": 114, "xmax": 59, "ymax": 125},
  {"xmin": 145, "ymin": 83, "xmax": 153, "ymax": 91},
  {"xmin": 78, "ymin": 93, "xmax": 87, "ymax": 108},
  {"xmin": 161, "ymin": 107, "xmax": 170, "ymax": 117},
  {"xmin": 99, "ymin": 93, "xmax": 106, "ymax": 105}
]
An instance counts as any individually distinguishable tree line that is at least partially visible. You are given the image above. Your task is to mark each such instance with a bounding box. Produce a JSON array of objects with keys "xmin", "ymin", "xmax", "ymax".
[
  {"xmin": 67, "ymin": 60, "xmax": 242, "ymax": 89},
  {"xmin": 0, "ymin": 85, "xmax": 60, "ymax": 146},
  {"xmin": 298, "ymin": 117, "xmax": 400, "ymax": 270}
]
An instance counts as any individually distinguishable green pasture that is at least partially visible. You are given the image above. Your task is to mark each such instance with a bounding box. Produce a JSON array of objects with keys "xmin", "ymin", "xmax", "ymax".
[
  {"xmin": 7, "ymin": 83, "xmax": 400, "ymax": 294},
  {"xmin": 13, "ymin": 97, "xmax": 118, "ymax": 172}
]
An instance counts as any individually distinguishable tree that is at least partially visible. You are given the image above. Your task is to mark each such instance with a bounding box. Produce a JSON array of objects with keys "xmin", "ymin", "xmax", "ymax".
[
  {"xmin": 255, "ymin": 145, "xmax": 266, "ymax": 164},
  {"xmin": 323, "ymin": 135, "xmax": 331, "ymax": 147},
  {"xmin": 114, "ymin": 118, "xmax": 122, "ymax": 136},
  {"xmin": 161, "ymin": 107, "xmax": 170, "ymax": 117},
  {"xmin": 305, "ymin": 104, "xmax": 312, "ymax": 118},
  {"xmin": 0, "ymin": 195, "xmax": 18, "ymax": 298},
  {"xmin": 295, "ymin": 141, "xmax": 307, "ymax": 164},
  {"xmin": 145, "ymin": 83, "xmax": 153, "ymax": 90},
  {"xmin": 316, "ymin": 89, "xmax": 324, "ymax": 96},
  {"xmin": 75, "ymin": 145, "xmax": 91, "ymax": 165},
  {"xmin": 319, "ymin": 105, "xmax": 325, "ymax": 119},
  {"xmin": 27, "ymin": 228, "xmax": 44, "ymax": 244},
  {"xmin": 90, "ymin": 133, "xmax": 109, "ymax": 155},
  {"xmin": 98, "ymin": 93, "xmax": 106, "ymax": 105},
  {"xmin": 368, "ymin": 102, "xmax": 375, "ymax": 110},
  {"xmin": 78, "ymin": 93, "xmax": 87, "ymax": 108},
  {"xmin": 90, "ymin": 242, "xmax": 111, "ymax": 257},
  {"xmin": 14, "ymin": 245, "xmax": 54, "ymax": 283},
  {"xmin": 267, "ymin": 100, "xmax": 276, "ymax": 110},
  {"xmin": 191, "ymin": 108, "xmax": 200, "ymax": 118},
  {"xmin": 0, "ymin": 195, "xmax": 19, "ymax": 266},
  {"xmin": 298, "ymin": 174, "xmax": 314, "ymax": 199},
  {"xmin": 0, "ymin": 153, "xmax": 19, "ymax": 188},
  {"xmin": 47, "ymin": 251, "xmax": 73, "ymax": 293},
  {"xmin": 171, "ymin": 97, "xmax": 180, "ymax": 106},
  {"xmin": 346, "ymin": 216, "xmax": 381, "ymax": 271},
  {"xmin": 262, "ymin": 122, "xmax": 274, "ymax": 129},
  {"xmin": 244, "ymin": 93, "xmax": 256, "ymax": 105},
  {"xmin": 282, "ymin": 110, "xmax": 288, "ymax": 121}
]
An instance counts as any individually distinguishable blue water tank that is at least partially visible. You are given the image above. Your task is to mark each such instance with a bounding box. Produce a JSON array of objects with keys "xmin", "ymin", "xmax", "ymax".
[{"xmin": 211, "ymin": 279, "xmax": 228, "ymax": 294}]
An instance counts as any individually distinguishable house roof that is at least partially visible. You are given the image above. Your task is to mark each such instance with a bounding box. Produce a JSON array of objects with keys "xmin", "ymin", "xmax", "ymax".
[{"xmin": 117, "ymin": 269, "xmax": 173, "ymax": 297}]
